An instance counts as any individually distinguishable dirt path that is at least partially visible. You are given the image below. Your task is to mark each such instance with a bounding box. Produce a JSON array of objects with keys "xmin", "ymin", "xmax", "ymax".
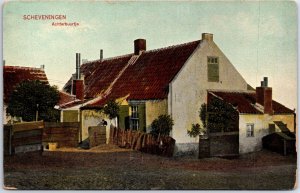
[{"xmin": 4, "ymin": 145, "xmax": 297, "ymax": 190}]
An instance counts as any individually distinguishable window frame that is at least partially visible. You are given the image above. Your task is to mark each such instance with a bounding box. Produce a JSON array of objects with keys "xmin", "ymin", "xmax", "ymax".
[
  {"xmin": 130, "ymin": 105, "xmax": 139, "ymax": 130},
  {"xmin": 246, "ymin": 123, "xmax": 254, "ymax": 137}
]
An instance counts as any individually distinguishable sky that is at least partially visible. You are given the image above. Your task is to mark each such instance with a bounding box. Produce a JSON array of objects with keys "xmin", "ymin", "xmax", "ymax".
[{"xmin": 3, "ymin": 1, "xmax": 298, "ymax": 110}]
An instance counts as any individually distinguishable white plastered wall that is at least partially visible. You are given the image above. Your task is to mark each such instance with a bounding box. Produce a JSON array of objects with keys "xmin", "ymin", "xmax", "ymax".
[
  {"xmin": 239, "ymin": 113, "xmax": 295, "ymax": 154},
  {"xmin": 168, "ymin": 38, "xmax": 248, "ymax": 154}
]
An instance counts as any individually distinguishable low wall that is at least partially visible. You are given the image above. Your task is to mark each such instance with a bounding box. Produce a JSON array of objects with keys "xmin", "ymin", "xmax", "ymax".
[{"xmin": 110, "ymin": 127, "xmax": 175, "ymax": 157}]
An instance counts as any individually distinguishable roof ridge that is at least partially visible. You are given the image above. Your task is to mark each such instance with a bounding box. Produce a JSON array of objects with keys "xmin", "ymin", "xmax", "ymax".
[
  {"xmin": 83, "ymin": 53, "xmax": 133, "ymax": 65},
  {"xmin": 208, "ymin": 89, "xmax": 256, "ymax": 94},
  {"xmin": 81, "ymin": 40, "xmax": 200, "ymax": 65},
  {"xmin": 4, "ymin": 66, "xmax": 44, "ymax": 71},
  {"xmin": 145, "ymin": 40, "xmax": 201, "ymax": 54}
]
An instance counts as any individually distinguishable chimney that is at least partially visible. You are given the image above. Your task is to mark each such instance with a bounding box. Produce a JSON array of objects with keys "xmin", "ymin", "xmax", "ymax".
[
  {"xmin": 40, "ymin": 64, "xmax": 45, "ymax": 70},
  {"xmin": 202, "ymin": 33, "xmax": 213, "ymax": 42},
  {"xmin": 73, "ymin": 79, "xmax": 84, "ymax": 101},
  {"xmin": 73, "ymin": 53, "xmax": 84, "ymax": 100},
  {"xmin": 134, "ymin": 39, "xmax": 146, "ymax": 55},
  {"xmin": 76, "ymin": 53, "xmax": 81, "ymax": 79},
  {"xmin": 100, "ymin": 49, "xmax": 103, "ymax": 62},
  {"xmin": 256, "ymin": 77, "xmax": 273, "ymax": 114}
]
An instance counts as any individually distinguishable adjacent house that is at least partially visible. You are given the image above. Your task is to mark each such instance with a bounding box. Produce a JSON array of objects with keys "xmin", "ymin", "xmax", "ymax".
[
  {"xmin": 3, "ymin": 65, "xmax": 48, "ymax": 124},
  {"xmin": 207, "ymin": 78, "xmax": 295, "ymax": 155},
  {"xmin": 60, "ymin": 33, "xmax": 257, "ymax": 154},
  {"xmin": 3, "ymin": 65, "xmax": 74, "ymax": 124}
]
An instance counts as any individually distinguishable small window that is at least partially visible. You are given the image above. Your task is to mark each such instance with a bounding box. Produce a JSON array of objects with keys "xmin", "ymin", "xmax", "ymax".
[
  {"xmin": 207, "ymin": 56, "xmax": 219, "ymax": 82},
  {"xmin": 246, "ymin": 124, "xmax": 254, "ymax": 137},
  {"xmin": 130, "ymin": 106, "xmax": 139, "ymax": 130}
]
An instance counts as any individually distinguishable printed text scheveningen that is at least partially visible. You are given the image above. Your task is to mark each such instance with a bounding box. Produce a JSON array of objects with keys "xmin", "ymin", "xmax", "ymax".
[{"xmin": 23, "ymin": 15, "xmax": 67, "ymax": 20}]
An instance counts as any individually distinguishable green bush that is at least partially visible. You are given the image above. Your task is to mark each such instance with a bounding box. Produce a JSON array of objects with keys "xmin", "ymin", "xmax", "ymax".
[
  {"xmin": 103, "ymin": 99, "xmax": 120, "ymax": 119},
  {"xmin": 150, "ymin": 115, "xmax": 174, "ymax": 137}
]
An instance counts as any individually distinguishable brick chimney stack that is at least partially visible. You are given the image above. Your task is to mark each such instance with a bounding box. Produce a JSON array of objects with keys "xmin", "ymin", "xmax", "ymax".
[
  {"xmin": 256, "ymin": 77, "xmax": 273, "ymax": 114},
  {"xmin": 202, "ymin": 33, "xmax": 213, "ymax": 42},
  {"xmin": 73, "ymin": 79, "xmax": 84, "ymax": 101},
  {"xmin": 134, "ymin": 39, "xmax": 146, "ymax": 55}
]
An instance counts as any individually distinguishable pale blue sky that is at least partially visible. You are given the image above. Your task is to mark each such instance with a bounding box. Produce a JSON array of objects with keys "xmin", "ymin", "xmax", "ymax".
[{"xmin": 3, "ymin": 1, "xmax": 297, "ymax": 109}]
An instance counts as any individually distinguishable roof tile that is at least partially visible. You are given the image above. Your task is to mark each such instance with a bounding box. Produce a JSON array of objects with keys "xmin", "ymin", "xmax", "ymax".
[
  {"xmin": 209, "ymin": 91, "xmax": 294, "ymax": 114},
  {"xmin": 4, "ymin": 66, "xmax": 48, "ymax": 103}
]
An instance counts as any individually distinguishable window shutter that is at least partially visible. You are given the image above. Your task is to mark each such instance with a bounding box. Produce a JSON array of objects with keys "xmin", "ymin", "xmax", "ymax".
[{"xmin": 208, "ymin": 63, "xmax": 219, "ymax": 82}]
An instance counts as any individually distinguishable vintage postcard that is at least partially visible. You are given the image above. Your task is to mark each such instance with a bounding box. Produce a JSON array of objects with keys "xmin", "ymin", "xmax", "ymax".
[{"xmin": 2, "ymin": 0, "xmax": 297, "ymax": 190}]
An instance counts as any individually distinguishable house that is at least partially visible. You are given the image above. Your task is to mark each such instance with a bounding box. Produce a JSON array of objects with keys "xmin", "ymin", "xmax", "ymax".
[
  {"xmin": 3, "ymin": 65, "xmax": 73, "ymax": 124},
  {"xmin": 60, "ymin": 33, "xmax": 255, "ymax": 155},
  {"xmin": 207, "ymin": 77, "xmax": 295, "ymax": 155},
  {"xmin": 3, "ymin": 65, "xmax": 48, "ymax": 124}
]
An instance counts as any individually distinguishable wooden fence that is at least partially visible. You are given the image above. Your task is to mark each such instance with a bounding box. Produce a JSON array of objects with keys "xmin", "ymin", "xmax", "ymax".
[
  {"xmin": 4, "ymin": 121, "xmax": 80, "ymax": 155},
  {"xmin": 43, "ymin": 122, "xmax": 80, "ymax": 148},
  {"xmin": 109, "ymin": 127, "xmax": 175, "ymax": 157},
  {"xmin": 4, "ymin": 121, "xmax": 44, "ymax": 155}
]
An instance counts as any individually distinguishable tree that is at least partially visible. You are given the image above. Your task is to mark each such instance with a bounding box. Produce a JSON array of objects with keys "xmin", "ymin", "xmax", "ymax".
[
  {"xmin": 206, "ymin": 97, "xmax": 239, "ymax": 133},
  {"xmin": 7, "ymin": 80, "xmax": 60, "ymax": 122},
  {"xmin": 187, "ymin": 97, "xmax": 239, "ymax": 138},
  {"xmin": 103, "ymin": 99, "xmax": 120, "ymax": 120},
  {"xmin": 150, "ymin": 115, "xmax": 174, "ymax": 137}
]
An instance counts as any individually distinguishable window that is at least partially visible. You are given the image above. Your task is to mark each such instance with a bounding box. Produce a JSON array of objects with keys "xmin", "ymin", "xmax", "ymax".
[
  {"xmin": 207, "ymin": 56, "xmax": 219, "ymax": 82},
  {"xmin": 246, "ymin": 124, "xmax": 254, "ymax": 137},
  {"xmin": 130, "ymin": 106, "xmax": 139, "ymax": 130}
]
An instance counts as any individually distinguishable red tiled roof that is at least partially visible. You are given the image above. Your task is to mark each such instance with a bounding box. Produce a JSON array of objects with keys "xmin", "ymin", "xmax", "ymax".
[
  {"xmin": 58, "ymin": 91, "xmax": 76, "ymax": 106},
  {"xmin": 272, "ymin": 100, "xmax": 295, "ymax": 114},
  {"xmin": 4, "ymin": 66, "xmax": 48, "ymax": 103},
  {"xmin": 63, "ymin": 40, "xmax": 201, "ymax": 108},
  {"xmin": 209, "ymin": 91, "xmax": 294, "ymax": 114}
]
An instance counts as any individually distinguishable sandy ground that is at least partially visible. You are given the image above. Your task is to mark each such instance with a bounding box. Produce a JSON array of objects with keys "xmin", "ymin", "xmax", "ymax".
[{"xmin": 3, "ymin": 144, "xmax": 297, "ymax": 190}]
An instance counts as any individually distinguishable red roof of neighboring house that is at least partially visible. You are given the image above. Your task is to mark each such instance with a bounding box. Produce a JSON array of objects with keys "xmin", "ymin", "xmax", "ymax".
[
  {"xmin": 58, "ymin": 91, "xmax": 76, "ymax": 106},
  {"xmin": 63, "ymin": 40, "xmax": 200, "ymax": 108},
  {"xmin": 4, "ymin": 66, "xmax": 48, "ymax": 103},
  {"xmin": 209, "ymin": 91, "xmax": 294, "ymax": 114}
]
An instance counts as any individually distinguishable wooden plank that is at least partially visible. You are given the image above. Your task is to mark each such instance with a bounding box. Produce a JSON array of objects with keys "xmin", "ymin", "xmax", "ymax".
[
  {"xmin": 44, "ymin": 127, "xmax": 78, "ymax": 133},
  {"xmin": 14, "ymin": 144, "xmax": 42, "ymax": 154},
  {"xmin": 43, "ymin": 133, "xmax": 78, "ymax": 139},
  {"xmin": 12, "ymin": 121, "xmax": 44, "ymax": 133},
  {"xmin": 12, "ymin": 135, "xmax": 42, "ymax": 146},
  {"xmin": 13, "ymin": 129, "xmax": 43, "ymax": 139},
  {"xmin": 44, "ymin": 122, "xmax": 79, "ymax": 128}
]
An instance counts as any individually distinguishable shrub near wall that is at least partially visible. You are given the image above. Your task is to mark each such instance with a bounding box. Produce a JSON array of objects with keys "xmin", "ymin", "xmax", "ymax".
[{"xmin": 109, "ymin": 127, "xmax": 175, "ymax": 157}]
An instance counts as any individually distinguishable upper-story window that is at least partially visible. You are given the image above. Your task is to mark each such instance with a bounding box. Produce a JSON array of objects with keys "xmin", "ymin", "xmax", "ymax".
[
  {"xmin": 207, "ymin": 56, "xmax": 219, "ymax": 82},
  {"xmin": 130, "ymin": 106, "xmax": 139, "ymax": 130}
]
